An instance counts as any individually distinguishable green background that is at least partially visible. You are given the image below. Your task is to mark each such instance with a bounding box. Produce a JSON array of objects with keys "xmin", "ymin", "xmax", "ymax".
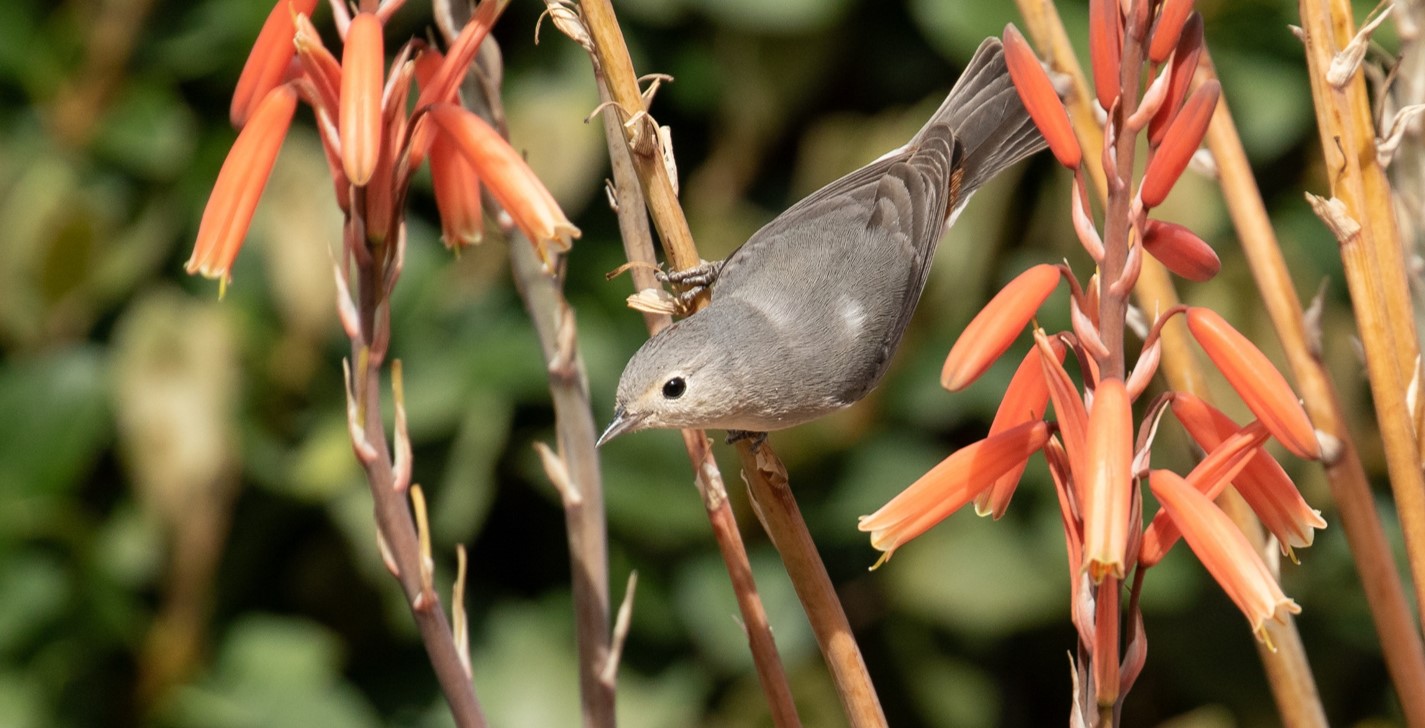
[{"xmin": 0, "ymin": 0, "xmax": 1406, "ymax": 725}]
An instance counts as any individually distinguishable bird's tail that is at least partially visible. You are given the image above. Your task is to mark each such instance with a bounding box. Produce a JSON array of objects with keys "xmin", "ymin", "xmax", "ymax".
[{"xmin": 916, "ymin": 37, "xmax": 1046, "ymax": 195}]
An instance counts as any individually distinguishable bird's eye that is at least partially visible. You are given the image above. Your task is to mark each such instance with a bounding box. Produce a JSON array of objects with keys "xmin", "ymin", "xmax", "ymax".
[{"xmin": 662, "ymin": 377, "xmax": 686, "ymax": 399}]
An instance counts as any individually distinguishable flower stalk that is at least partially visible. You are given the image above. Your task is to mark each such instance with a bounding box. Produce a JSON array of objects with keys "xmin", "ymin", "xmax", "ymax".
[{"xmin": 865, "ymin": 1, "xmax": 1331, "ymax": 722}]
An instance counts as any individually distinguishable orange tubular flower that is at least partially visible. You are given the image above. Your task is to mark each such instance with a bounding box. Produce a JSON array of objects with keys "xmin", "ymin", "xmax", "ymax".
[
  {"xmin": 430, "ymin": 132, "xmax": 485, "ymax": 249},
  {"xmin": 1036, "ymin": 329, "xmax": 1089, "ymax": 480},
  {"xmin": 860, "ymin": 421, "xmax": 1050, "ymax": 564},
  {"xmin": 231, "ymin": 0, "xmax": 319, "ymax": 127},
  {"xmin": 188, "ymin": 85, "xmax": 299, "ymax": 286},
  {"xmin": 1083, "ymin": 378, "xmax": 1134, "ymax": 582},
  {"xmin": 1139, "ymin": 420, "xmax": 1269, "ymax": 566},
  {"xmin": 1147, "ymin": 470, "xmax": 1302, "ymax": 645},
  {"xmin": 1148, "ymin": 0, "xmax": 1197, "ymax": 63},
  {"xmin": 340, "ymin": 12, "xmax": 385, "ymax": 186},
  {"xmin": 411, "ymin": 46, "xmax": 480, "ymax": 247},
  {"xmin": 1142, "ymin": 219, "xmax": 1220, "ymax": 282},
  {"xmin": 413, "ymin": 0, "xmax": 506, "ymax": 111},
  {"xmin": 976, "ymin": 338, "xmax": 1066, "ymax": 518},
  {"xmin": 294, "ymin": 12, "xmax": 342, "ymax": 120},
  {"xmin": 1186, "ymin": 307, "xmax": 1321, "ymax": 459},
  {"xmin": 1003, "ymin": 24, "xmax": 1082, "ymax": 169},
  {"xmin": 1148, "ymin": 13, "xmax": 1203, "ymax": 147},
  {"xmin": 426, "ymin": 103, "xmax": 580, "ymax": 260},
  {"xmin": 1140, "ymin": 80, "xmax": 1219, "ymax": 209},
  {"xmin": 941, "ymin": 264, "xmax": 1061, "ymax": 391},
  {"xmin": 1089, "ymin": 0, "xmax": 1123, "ymax": 111},
  {"xmin": 1171, "ymin": 394, "xmax": 1326, "ymax": 556}
]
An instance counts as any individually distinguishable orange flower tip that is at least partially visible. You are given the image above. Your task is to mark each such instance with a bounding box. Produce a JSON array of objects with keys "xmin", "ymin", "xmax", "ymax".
[
  {"xmin": 1149, "ymin": 0, "xmax": 1196, "ymax": 64},
  {"xmin": 1142, "ymin": 219, "xmax": 1220, "ymax": 281},
  {"xmin": 1002, "ymin": 24, "xmax": 1081, "ymax": 170},
  {"xmin": 1089, "ymin": 0, "xmax": 1123, "ymax": 112},
  {"xmin": 1140, "ymin": 80, "xmax": 1220, "ymax": 209},
  {"xmin": 1186, "ymin": 307, "xmax": 1320, "ymax": 460},
  {"xmin": 942, "ymin": 264, "xmax": 1061, "ymax": 391},
  {"xmin": 339, "ymin": 12, "xmax": 385, "ymax": 186}
]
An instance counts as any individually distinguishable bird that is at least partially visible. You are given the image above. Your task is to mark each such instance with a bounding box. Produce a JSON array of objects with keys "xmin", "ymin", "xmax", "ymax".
[{"xmin": 598, "ymin": 37, "xmax": 1046, "ymax": 446}]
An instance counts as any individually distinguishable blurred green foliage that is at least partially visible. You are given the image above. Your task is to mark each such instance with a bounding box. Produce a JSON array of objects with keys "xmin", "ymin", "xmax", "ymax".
[{"xmin": 0, "ymin": 0, "xmax": 1408, "ymax": 725}]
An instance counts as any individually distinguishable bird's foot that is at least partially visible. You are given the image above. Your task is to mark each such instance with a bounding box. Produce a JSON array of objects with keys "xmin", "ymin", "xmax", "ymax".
[
  {"xmin": 657, "ymin": 259, "xmax": 721, "ymax": 307},
  {"xmin": 725, "ymin": 430, "xmax": 768, "ymax": 450}
]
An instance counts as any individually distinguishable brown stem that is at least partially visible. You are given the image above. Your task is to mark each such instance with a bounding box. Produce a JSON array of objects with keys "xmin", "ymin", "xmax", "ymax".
[
  {"xmin": 688, "ymin": 433, "xmax": 803, "ymax": 728},
  {"xmin": 340, "ymin": 201, "xmax": 485, "ymax": 726},
  {"xmin": 352, "ymin": 330, "xmax": 487, "ymax": 727},
  {"xmin": 1200, "ymin": 42, "xmax": 1425, "ymax": 724},
  {"xmin": 439, "ymin": 2, "xmax": 618, "ymax": 717},
  {"xmin": 1297, "ymin": 0, "xmax": 1425, "ymax": 636},
  {"xmin": 569, "ymin": 5, "xmax": 802, "ymax": 722},
  {"xmin": 572, "ymin": 0, "xmax": 881, "ymax": 723},
  {"xmin": 508, "ymin": 238, "xmax": 616, "ymax": 728},
  {"xmin": 736, "ymin": 440, "xmax": 887, "ymax": 728}
]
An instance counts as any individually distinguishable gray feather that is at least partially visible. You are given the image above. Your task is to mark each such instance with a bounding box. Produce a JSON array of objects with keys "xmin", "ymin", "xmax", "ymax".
[{"xmin": 605, "ymin": 37, "xmax": 1046, "ymax": 436}]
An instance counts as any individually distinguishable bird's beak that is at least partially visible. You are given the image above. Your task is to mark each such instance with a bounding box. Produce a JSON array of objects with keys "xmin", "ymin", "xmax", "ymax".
[{"xmin": 596, "ymin": 406, "xmax": 645, "ymax": 447}]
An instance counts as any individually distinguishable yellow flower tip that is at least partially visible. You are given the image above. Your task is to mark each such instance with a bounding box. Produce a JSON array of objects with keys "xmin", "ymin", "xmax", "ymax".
[
  {"xmin": 1253, "ymin": 599, "xmax": 1303, "ymax": 651},
  {"xmin": 1256, "ymin": 627, "xmax": 1277, "ymax": 652},
  {"xmin": 339, "ymin": 12, "xmax": 385, "ymax": 186},
  {"xmin": 1186, "ymin": 307, "xmax": 1320, "ymax": 460},
  {"xmin": 1087, "ymin": 558, "xmax": 1124, "ymax": 584},
  {"xmin": 942, "ymin": 264, "xmax": 1061, "ymax": 391},
  {"xmin": 868, "ymin": 550, "xmax": 893, "ymax": 571}
]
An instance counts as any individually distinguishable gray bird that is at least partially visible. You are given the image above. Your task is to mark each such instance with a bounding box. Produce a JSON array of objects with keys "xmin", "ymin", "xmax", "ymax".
[{"xmin": 599, "ymin": 38, "xmax": 1046, "ymax": 445}]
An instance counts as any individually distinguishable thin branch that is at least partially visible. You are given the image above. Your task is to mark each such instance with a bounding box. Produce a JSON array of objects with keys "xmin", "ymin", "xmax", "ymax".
[
  {"xmin": 1298, "ymin": 0, "xmax": 1425, "ymax": 633},
  {"xmin": 547, "ymin": 2, "xmax": 804, "ymax": 723},
  {"xmin": 350, "ymin": 323, "xmax": 487, "ymax": 728},
  {"xmin": 737, "ymin": 440, "xmax": 887, "ymax": 728},
  {"xmin": 573, "ymin": 0, "xmax": 886, "ymax": 723},
  {"xmin": 434, "ymin": 3, "xmax": 617, "ymax": 720}
]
